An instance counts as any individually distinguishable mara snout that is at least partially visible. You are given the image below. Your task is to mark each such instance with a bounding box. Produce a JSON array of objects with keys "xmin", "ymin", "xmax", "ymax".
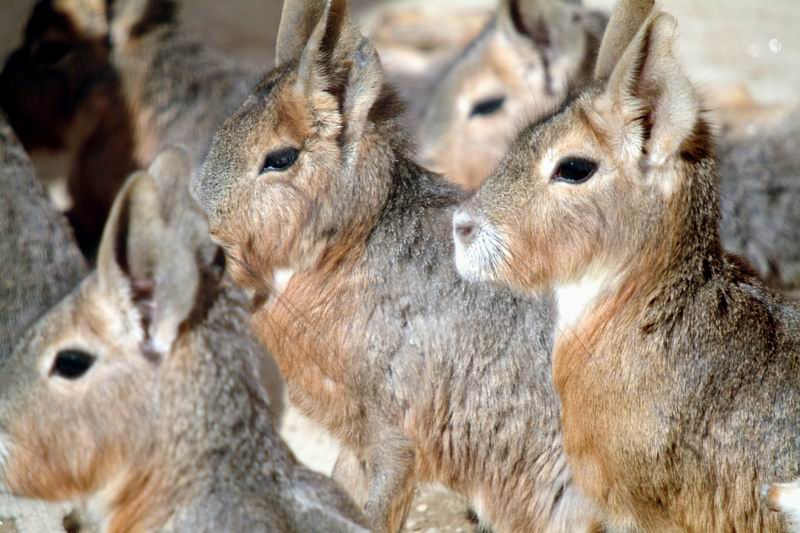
[{"xmin": 452, "ymin": 207, "xmax": 508, "ymax": 285}]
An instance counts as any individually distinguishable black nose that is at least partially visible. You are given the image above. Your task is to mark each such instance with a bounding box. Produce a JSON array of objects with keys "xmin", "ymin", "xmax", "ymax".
[{"xmin": 454, "ymin": 217, "xmax": 477, "ymax": 246}]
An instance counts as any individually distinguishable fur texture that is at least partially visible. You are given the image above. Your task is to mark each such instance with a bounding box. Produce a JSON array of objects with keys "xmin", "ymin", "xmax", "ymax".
[
  {"xmin": 0, "ymin": 148, "xmax": 363, "ymax": 533},
  {"xmin": 0, "ymin": 0, "xmax": 258, "ymax": 253},
  {"xmin": 192, "ymin": 1, "xmax": 603, "ymax": 531},
  {"xmin": 454, "ymin": 2, "xmax": 800, "ymax": 530},
  {"xmin": 0, "ymin": 111, "xmax": 87, "ymax": 361},
  {"xmin": 718, "ymin": 112, "xmax": 800, "ymax": 295}
]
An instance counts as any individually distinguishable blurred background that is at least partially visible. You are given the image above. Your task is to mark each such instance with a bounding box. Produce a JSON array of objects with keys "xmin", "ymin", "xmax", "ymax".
[{"xmin": 2, "ymin": 0, "xmax": 799, "ymax": 107}]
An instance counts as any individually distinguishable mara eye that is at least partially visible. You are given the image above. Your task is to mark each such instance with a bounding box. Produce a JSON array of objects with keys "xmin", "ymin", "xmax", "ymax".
[
  {"xmin": 31, "ymin": 41, "xmax": 74, "ymax": 66},
  {"xmin": 470, "ymin": 96, "xmax": 505, "ymax": 118},
  {"xmin": 50, "ymin": 349, "xmax": 96, "ymax": 380},
  {"xmin": 261, "ymin": 147, "xmax": 299, "ymax": 173},
  {"xmin": 552, "ymin": 157, "xmax": 597, "ymax": 184}
]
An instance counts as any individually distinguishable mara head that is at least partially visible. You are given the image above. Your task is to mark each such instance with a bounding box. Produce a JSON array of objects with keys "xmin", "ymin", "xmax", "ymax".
[
  {"xmin": 453, "ymin": 0, "xmax": 717, "ymax": 297},
  {"xmin": 0, "ymin": 0, "xmax": 175, "ymax": 153},
  {"xmin": 0, "ymin": 148, "xmax": 221, "ymax": 502},
  {"xmin": 192, "ymin": 0, "xmax": 400, "ymax": 292},
  {"xmin": 417, "ymin": 0, "xmax": 606, "ymax": 190}
]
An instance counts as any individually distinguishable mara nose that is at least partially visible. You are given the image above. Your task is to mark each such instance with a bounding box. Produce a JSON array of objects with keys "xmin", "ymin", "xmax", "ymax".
[{"xmin": 453, "ymin": 210, "xmax": 477, "ymax": 246}]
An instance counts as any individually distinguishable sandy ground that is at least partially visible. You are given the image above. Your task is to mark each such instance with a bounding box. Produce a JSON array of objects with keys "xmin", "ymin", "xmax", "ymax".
[{"xmin": 0, "ymin": 0, "xmax": 798, "ymax": 531}]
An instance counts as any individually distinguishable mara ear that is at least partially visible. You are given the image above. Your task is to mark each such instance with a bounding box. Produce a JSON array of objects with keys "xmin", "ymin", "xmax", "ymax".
[
  {"xmin": 601, "ymin": 12, "xmax": 700, "ymax": 170},
  {"xmin": 146, "ymin": 145, "xmax": 195, "ymax": 226},
  {"xmin": 108, "ymin": 0, "xmax": 176, "ymax": 46},
  {"xmin": 148, "ymin": 146, "xmax": 223, "ymax": 273},
  {"xmin": 339, "ymin": 37, "xmax": 383, "ymax": 148},
  {"xmin": 50, "ymin": 0, "xmax": 109, "ymax": 38},
  {"xmin": 291, "ymin": 0, "xmax": 385, "ymax": 146},
  {"xmin": 594, "ymin": 0, "xmax": 654, "ymax": 80},
  {"xmin": 275, "ymin": 0, "xmax": 328, "ymax": 66},
  {"xmin": 497, "ymin": 0, "xmax": 571, "ymax": 51},
  {"xmin": 97, "ymin": 154, "xmax": 201, "ymax": 360}
]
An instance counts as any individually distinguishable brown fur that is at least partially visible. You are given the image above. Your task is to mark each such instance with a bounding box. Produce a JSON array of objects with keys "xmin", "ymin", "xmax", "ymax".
[
  {"xmin": 193, "ymin": 1, "xmax": 605, "ymax": 531},
  {"xmin": 454, "ymin": 2, "xmax": 800, "ymax": 530},
  {"xmin": 0, "ymin": 149, "xmax": 366, "ymax": 532}
]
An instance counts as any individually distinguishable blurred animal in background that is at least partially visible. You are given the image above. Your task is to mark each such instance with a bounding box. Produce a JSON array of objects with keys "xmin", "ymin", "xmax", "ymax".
[
  {"xmin": 0, "ymin": 110, "xmax": 86, "ymax": 362},
  {"xmin": 407, "ymin": 0, "xmax": 800, "ymax": 296},
  {"xmin": 0, "ymin": 0, "xmax": 259, "ymax": 255},
  {"xmin": 452, "ymin": 0, "xmax": 800, "ymax": 528},
  {"xmin": 193, "ymin": 0, "xmax": 604, "ymax": 531},
  {"xmin": 0, "ymin": 148, "xmax": 363, "ymax": 533},
  {"xmin": 417, "ymin": 0, "xmax": 607, "ymax": 190},
  {"xmin": 364, "ymin": 4, "xmax": 491, "ymax": 131},
  {"xmin": 718, "ymin": 110, "xmax": 800, "ymax": 297}
]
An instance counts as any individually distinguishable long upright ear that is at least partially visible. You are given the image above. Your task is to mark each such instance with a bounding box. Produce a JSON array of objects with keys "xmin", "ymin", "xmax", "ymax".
[
  {"xmin": 275, "ymin": 0, "xmax": 328, "ymax": 66},
  {"xmin": 97, "ymin": 150, "xmax": 202, "ymax": 359},
  {"xmin": 289, "ymin": 0, "xmax": 385, "ymax": 146},
  {"xmin": 601, "ymin": 12, "xmax": 700, "ymax": 170},
  {"xmin": 339, "ymin": 37, "xmax": 383, "ymax": 149},
  {"xmin": 109, "ymin": 0, "xmax": 176, "ymax": 46},
  {"xmin": 149, "ymin": 147, "xmax": 222, "ymax": 272},
  {"xmin": 497, "ymin": 0, "xmax": 574, "ymax": 51},
  {"xmin": 594, "ymin": 0, "xmax": 654, "ymax": 80}
]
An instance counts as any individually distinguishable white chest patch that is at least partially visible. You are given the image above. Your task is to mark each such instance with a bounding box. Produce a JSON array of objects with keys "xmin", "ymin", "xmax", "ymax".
[
  {"xmin": 554, "ymin": 272, "xmax": 613, "ymax": 333},
  {"xmin": 0, "ymin": 432, "xmax": 10, "ymax": 471},
  {"xmin": 84, "ymin": 472, "xmax": 129, "ymax": 531},
  {"xmin": 267, "ymin": 268, "xmax": 296, "ymax": 308},
  {"xmin": 272, "ymin": 268, "xmax": 295, "ymax": 295},
  {"xmin": 769, "ymin": 481, "xmax": 800, "ymax": 530}
]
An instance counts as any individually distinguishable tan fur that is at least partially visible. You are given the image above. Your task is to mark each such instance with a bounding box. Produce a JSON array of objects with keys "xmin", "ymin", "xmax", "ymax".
[
  {"xmin": 593, "ymin": 0, "xmax": 654, "ymax": 79},
  {"xmin": 417, "ymin": 0, "xmax": 606, "ymax": 190},
  {"xmin": 53, "ymin": 0, "xmax": 108, "ymax": 37},
  {"xmin": 0, "ymin": 149, "xmax": 366, "ymax": 532},
  {"xmin": 454, "ymin": 1, "xmax": 800, "ymax": 530},
  {"xmin": 364, "ymin": 4, "xmax": 491, "ymax": 131}
]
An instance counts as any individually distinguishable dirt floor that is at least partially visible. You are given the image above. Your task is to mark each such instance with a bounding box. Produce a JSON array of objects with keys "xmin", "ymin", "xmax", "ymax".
[{"xmin": 0, "ymin": 0, "xmax": 798, "ymax": 531}]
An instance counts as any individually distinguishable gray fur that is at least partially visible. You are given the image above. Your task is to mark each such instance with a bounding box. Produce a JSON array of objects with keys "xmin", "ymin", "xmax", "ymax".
[
  {"xmin": 718, "ymin": 111, "xmax": 800, "ymax": 294},
  {"xmin": 113, "ymin": 23, "xmax": 259, "ymax": 169},
  {"xmin": 0, "ymin": 153, "xmax": 365, "ymax": 532},
  {"xmin": 450, "ymin": 3, "xmax": 800, "ymax": 526},
  {"xmin": 192, "ymin": 2, "xmax": 600, "ymax": 528},
  {"xmin": 0, "ymin": 112, "xmax": 87, "ymax": 361},
  {"xmin": 201, "ymin": 114, "xmax": 597, "ymax": 531}
]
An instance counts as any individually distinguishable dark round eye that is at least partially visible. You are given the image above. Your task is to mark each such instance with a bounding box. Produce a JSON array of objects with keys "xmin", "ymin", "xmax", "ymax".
[
  {"xmin": 50, "ymin": 349, "xmax": 96, "ymax": 380},
  {"xmin": 552, "ymin": 157, "xmax": 597, "ymax": 184},
  {"xmin": 31, "ymin": 41, "xmax": 74, "ymax": 66},
  {"xmin": 261, "ymin": 147, "xmax": 299, "ymax": 173},
  {"xmin": 470, "ymin": 96, "xmax": 505, "ymax": 118}
]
